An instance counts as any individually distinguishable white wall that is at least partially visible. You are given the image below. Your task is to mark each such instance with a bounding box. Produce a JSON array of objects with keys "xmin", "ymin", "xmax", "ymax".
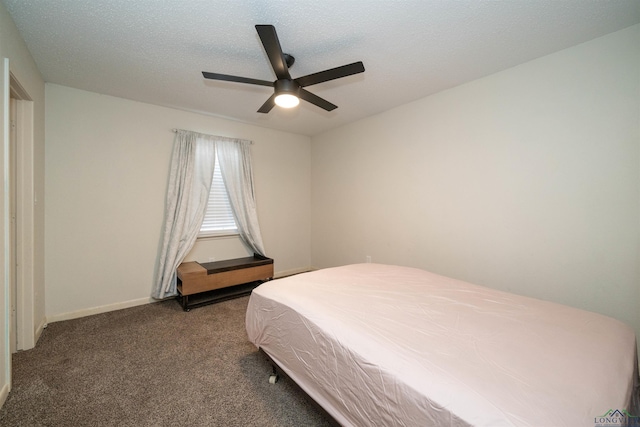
[
  {"xmin": 311, "ymin": 25, "xmax": 640, "ymax": 340},
  {"xmin": 0, "ymin": 1, "xmax": 46, "ymax": 406},
  {"xmin": 45, "ymin": 85, "xmax": 311, "ymax": 321}
]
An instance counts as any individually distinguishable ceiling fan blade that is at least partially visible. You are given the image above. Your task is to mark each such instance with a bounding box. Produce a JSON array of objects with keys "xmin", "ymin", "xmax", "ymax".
[
  {"xmin": 255, "ymin": 25, "xmax": 291, "ymax": 80},
  {"xmin": 202, "ymin": 71, "xmax": 273, "ymax": 87},
  {"xmin": 294, "ymin": 61, "xmax": 365, "ymax": 87},
  {"xmin": 257, "ymin": 93, "xmax": 277, "ymax": 114},
  {"xmin": 299, "ymin": 88, "xmax": 338, "ymax": 111}
]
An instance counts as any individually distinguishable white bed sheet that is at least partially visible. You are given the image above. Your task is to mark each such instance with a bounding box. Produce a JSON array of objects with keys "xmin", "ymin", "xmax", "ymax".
[{"xmin": 246, "ymin": 263, "xmax": 639, "ymax": 426}]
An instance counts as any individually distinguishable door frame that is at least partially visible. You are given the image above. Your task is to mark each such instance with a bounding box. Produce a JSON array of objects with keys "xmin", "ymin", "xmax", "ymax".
[{"xmin": 8, "ymin": 71, "xmax": 35, "ymax": 352}]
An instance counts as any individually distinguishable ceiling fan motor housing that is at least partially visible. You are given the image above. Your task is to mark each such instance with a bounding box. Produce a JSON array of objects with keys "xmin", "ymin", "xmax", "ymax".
[{"xmin": 275, "ymin": 79, "xmax": 300, "ymax": 96}]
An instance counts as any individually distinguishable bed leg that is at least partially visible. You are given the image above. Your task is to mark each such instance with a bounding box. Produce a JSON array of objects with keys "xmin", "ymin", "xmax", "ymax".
[{"xmin": 269, "ymin": 364, "xmax": 279, "ymax": 384}]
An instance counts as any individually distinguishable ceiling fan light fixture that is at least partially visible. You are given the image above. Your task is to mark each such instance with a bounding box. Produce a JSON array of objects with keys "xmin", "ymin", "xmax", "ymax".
[
  {"xmin": 274, "ymin": 79, "xmax": 300, "ymax": 109},
  {"xmin": 274, "ymin": 93, "xmax": 299, "ymax": 108}
]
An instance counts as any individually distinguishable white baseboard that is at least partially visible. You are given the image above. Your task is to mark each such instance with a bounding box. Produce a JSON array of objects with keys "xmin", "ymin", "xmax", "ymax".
[
  {"xmin": 35, "ymin": 317, "xmax": 47, "ymax": 343},
  {"xmin": 18, "ymin": 316, "xmax": 49, "ymax": 352},
  {"xmin": 45, "ymin": 267, "xmax": 317, "ymax": 324},
  {"xmin": 47, "ymin": 297, "xmax": 156, "ymax": 324},
  {"xmin": 0, "ymin": 381, "xmax": 9, "ymax": 409}
]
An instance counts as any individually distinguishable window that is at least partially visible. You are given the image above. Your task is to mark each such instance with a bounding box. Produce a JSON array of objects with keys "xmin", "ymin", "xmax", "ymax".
[{"xmin": 199, "ymin": 154, "xmax": 237, "ymax": 237}]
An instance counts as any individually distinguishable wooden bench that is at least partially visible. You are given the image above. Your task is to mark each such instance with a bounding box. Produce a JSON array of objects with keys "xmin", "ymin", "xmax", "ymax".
[{"xmin": 176, "ymin": 254, "xmax": 273, "ymax": 311}]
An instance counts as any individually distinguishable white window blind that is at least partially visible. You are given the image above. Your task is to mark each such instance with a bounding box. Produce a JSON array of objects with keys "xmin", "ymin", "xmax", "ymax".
[{"xmin": 199, "ymin": 155, "xmax": 237, "ymax": 236}]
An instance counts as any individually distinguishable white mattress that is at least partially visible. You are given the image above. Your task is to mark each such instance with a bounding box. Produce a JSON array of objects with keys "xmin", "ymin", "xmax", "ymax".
[{"xmin": 246, "ymin": 263, "xmax": 639, "ymax": 426}]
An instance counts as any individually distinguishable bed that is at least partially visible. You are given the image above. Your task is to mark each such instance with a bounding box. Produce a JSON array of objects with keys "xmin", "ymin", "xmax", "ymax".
[{"xmin": 245, "ymin": 263, "xmax": 639, "ymax": 426}]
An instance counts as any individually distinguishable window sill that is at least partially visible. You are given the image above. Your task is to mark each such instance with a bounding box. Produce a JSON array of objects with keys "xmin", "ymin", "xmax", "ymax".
[{"xmin": 197, "ymin": 232, "xmax": 240, "ymax": 241}]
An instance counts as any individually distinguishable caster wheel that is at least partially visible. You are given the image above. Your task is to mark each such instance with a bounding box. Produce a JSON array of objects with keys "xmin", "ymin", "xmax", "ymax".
[{"xmin": 269, "ymin": 374, "xmax": 279, "ymax": 384}]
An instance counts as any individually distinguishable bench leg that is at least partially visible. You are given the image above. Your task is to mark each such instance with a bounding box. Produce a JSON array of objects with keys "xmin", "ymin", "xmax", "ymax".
[{"xmin": 177, "ymin": 293, "xmax": 190, "ymax": 312}]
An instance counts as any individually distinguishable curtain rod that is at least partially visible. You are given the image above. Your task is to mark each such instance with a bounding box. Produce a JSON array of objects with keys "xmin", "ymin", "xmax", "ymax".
[{"xmin": 171, "ymin": 128, "xmax": 253, "ymax": 144}]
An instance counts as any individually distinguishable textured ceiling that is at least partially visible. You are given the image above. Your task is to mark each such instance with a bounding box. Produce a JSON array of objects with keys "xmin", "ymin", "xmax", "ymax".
[{"xmin": 3, "ymin": 0, "xmax": 640, "ymax": 136}]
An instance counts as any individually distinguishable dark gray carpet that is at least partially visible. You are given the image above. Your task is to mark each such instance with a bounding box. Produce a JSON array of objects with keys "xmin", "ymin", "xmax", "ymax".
[{"xmin": 0, "ymin": 296, "xmax": 334, "ymax": 426}]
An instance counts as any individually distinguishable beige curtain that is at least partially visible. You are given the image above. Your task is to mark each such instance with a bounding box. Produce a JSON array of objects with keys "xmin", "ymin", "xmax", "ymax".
[
  {"xmin": 152, "ymin": 130, "xmax": 216, "ymax": 299},
  {"xmin": 217, "ymin": 139, "xmax": 266, "ymax": 256}
]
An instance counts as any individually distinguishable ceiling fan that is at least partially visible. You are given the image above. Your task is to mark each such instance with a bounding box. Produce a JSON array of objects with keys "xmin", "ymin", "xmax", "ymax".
[{"xmin": 202, "ymin": 25, "xmax": 365, "ymax": 113}]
